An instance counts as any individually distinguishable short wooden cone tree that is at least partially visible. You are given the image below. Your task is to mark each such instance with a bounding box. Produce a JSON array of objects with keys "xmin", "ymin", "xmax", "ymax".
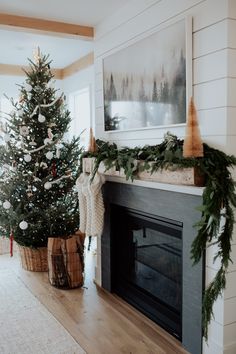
[{"xmin": 183, "ymin": 97, "xmax": 203, "ymax": 158}]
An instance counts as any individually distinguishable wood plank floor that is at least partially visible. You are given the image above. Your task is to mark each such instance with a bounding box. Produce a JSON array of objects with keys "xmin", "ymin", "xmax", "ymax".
[{"xmin": 0, "ymin": 241, "xmax": 189, "ymax": 354}]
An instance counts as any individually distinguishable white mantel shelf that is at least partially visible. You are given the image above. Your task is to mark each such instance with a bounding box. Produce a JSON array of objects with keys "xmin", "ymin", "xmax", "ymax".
[{"xmin": 104, "ymin": 175, "xmax": 204, "ymax": 196}]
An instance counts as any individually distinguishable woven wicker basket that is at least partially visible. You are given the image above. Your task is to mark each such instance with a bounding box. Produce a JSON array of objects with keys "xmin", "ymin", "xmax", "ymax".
[{"xmin": 18, "ymin": 245, "xmax": 48, "ymax": 272}]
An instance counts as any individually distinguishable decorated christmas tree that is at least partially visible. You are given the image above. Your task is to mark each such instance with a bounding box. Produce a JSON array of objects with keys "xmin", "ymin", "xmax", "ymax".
[{"xmin": 0, "ymin": 49, "xmax": 82, "ymax": 249}]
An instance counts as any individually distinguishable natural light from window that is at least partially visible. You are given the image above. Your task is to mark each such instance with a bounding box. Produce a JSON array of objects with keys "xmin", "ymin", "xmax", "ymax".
[{"xmin": 68, "ymin": 86, "xmax": 91, "ymax": 149}]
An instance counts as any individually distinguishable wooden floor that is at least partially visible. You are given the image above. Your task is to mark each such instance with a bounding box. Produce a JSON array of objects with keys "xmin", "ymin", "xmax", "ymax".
[{"xmin": 0, "ymin": 240, "xmax": 189, "ymax": 354}]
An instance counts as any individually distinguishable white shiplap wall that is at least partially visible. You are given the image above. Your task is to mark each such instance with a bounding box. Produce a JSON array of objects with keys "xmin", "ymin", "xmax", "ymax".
[{"xmin": 94, "ymin": 0, "xmax": 236, "ymax": 353}]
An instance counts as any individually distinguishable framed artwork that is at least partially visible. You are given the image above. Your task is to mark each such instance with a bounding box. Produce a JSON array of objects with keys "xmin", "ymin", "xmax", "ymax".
[{"xmin": 103, "ymin": 17, "xmax": 192, "ymax": 132}]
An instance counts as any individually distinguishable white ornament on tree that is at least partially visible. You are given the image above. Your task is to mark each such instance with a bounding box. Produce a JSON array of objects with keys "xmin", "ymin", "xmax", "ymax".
[
  {"xmin": 38, "ymin": 113, "xmax": 46, "ymax": 123},
  {"xmin": 11, "ymin": 161, "xmax": 17, "ymax": 172},
  {"xmin": 40, "ymin": 161, "xmax": 48, "ymax": 169},
  {"xmin": 47, "ymin": 128, "xmax": 53, "ymax": 140},
  {"xmin": 29, "ymin": 138, "xmax": 37, "ymax": 146},
  {"xmin": 19, "ymin": 220, "xmax": 28, "ymax": 230},
  {"xmin": 3, "ymin": 200, "xmax": 11, "ymax": 209},
  {"xmin": 19, "ymin": 126, "xmax": 29, "ymax": 137},
  {"xmin": 24, "ymin": 154, "xmax": 32, "ymax": 162},
  {"xmin": 48, "ymin": 122, "xmax": 57, "ymax": 128},
  {"xmin": 56, "ymin": 146, "xmax": 61, "ymax": 158},
  {"xmin": 44, "ymin": 181, "xmax": 52, "ymax": 190},
  {"xmin": 26, "ymin": 185, "xmax": 33, "ymax": 197},
  {"xmin": 18, "ymin": 109, "xmax": 24, "ymax": 117},
  {"xmin": 46, "ymin": 151, "xmax": 53, "ymax": 160}
]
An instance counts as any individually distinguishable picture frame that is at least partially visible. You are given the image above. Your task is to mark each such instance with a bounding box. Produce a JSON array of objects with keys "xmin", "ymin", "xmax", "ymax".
[{"xmin": 102, "ymin": 16, "xmax": 192, "ymax": 132}]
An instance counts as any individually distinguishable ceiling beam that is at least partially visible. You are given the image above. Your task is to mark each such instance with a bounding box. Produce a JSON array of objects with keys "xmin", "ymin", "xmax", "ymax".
[
  {"xmin": 0, "ymin": 13, "xmax": 94, "ymax": 39},
  {"xmin": 0, "ymin": 63, "xmax": 63, "ymax": 79},
  {"xmin": 0, "ymin": 52, "xmax": 94, "ymax": 79},
  {"xmin": 62, "ymin": 52, "xmax": 94, "ymax": 78}
]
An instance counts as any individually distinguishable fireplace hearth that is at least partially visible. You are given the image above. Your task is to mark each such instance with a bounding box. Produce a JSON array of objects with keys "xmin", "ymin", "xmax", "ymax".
[{"xmin": 101, "ymin": 181, "xmax": 204, "ymax": 354}]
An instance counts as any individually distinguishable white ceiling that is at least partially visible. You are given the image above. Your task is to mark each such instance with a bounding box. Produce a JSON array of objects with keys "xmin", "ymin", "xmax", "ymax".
[
  {"xmin": 0, "ymin": 29, "xmax": 93, "ymax": 68},
  {"xmin": 0, "ymin": 0, "xmax": 129, "ymax": 68},
  {"xmin": 0, "ymin": 0, "xmax": 128, "ymax": 26}
]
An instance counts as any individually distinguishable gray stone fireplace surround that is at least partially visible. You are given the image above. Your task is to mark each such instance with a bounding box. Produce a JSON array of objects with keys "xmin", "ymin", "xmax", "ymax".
[{"xmin": 101, "ymin": 181, "xmax": 204, "ymax": 354}]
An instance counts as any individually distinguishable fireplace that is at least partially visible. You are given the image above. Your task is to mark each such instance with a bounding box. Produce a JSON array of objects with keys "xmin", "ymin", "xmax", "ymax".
[
  {"xmin": 111, "ymin": 205, "xmax": 183, "ymax": 339},
  {"xmin": 102, "ymin": 181, "xmax": 204, "ymax": 354}
]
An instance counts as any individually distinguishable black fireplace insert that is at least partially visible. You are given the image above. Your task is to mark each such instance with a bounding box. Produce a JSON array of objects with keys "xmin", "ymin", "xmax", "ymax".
[{"xmin": 111, "ymin": 205, "xmax": 183, "ymax": 340}]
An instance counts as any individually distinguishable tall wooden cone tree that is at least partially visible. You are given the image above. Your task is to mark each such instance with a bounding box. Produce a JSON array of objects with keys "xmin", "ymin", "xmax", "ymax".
[
  {"xmin": 88, "ymin": 127, "xmax": 97, "ymax": 153},
  {"xmin": 183, "ymin": 97, "xmax": 203, "ymax": 157}
]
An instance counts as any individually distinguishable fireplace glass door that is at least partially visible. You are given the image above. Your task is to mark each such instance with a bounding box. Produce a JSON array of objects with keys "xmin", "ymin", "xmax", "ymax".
[{"xmin": 111, "ymin": 205, "xmax": 183, "ymax": 339}]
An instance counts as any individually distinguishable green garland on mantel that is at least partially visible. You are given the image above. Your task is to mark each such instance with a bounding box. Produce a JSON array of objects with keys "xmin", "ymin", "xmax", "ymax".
[{"xmin": 82, "ymin": 132, "xmax": 236, "ymax": 339}]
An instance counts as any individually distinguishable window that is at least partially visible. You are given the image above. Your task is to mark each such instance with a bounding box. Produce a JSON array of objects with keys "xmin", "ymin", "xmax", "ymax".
[{"xmin": 68, "ymin": 86, "xmax": 91, "ymax": 148}]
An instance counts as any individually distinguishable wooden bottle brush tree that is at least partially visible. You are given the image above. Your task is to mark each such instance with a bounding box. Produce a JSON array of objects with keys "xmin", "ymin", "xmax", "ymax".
[
  {"xmin": 182, "ymin": 97, "xmax": 205, "ymax": 186},
  {"xmin": 183, "ymin": 97, "xmax": 203, "ymax": 158},
  {"xmin": 88, "ymin": 127, "xmax": 97, "ymax": 153}
]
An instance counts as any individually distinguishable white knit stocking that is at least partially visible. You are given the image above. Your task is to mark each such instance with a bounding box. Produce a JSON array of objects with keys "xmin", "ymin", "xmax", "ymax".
[
  {"xmin": 89, "ymin": 173, "xmax": 105, "ymax": 237},
  {"xmin": 76, "ymin": 172, "xmax": 105, "ymax": 237},
  {"xmin": 75, "ymin": 173, "xmax": 89, "ymax": 234}
]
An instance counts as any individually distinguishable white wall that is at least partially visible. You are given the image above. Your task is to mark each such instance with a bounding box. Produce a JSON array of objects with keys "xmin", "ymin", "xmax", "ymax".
[
  {"xmin": 0, "ymin": 75, "xmax": 25, "ymax": 106},
  {"xmin": 94, "ymin": 1, "xmax": 236, "ymax": 353},
  {"xmin": 62, "ymin": 66, "xmax": 95, "ymax": 138}
]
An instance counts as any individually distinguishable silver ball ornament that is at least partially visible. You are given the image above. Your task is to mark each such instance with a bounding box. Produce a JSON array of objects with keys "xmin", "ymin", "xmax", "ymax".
[
  {"xmin": 3, "ymin": 201, "xmax": 11, "ymax": 209},
  {"xmin": 44, "ymin": 182, "xmax": 52, "ymax": 190},
  {"xmin": 19, "ymin": 220, "xmax": 28, "ymax": 230},
  {"xmin": 24, "ymin": 154, "xmax": 32, "ymax": 162},
  {"xmin": 38, "ymin": 114, "xmax": 46, "ymax": 123},
  {"xmin": 46, "ymin": 151, "xmax": 53, "ymax": 160}
]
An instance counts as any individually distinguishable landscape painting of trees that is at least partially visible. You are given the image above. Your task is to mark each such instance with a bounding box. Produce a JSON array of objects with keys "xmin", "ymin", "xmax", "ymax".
[{"xmin": 103, "ymin": 19, "xmax": 188, "ymax": 131}]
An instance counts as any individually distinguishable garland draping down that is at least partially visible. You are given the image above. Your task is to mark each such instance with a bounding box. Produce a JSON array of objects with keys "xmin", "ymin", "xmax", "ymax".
[{"xmin": 76, "ymin": 172, "xmax": 105, "ymax": 237}]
